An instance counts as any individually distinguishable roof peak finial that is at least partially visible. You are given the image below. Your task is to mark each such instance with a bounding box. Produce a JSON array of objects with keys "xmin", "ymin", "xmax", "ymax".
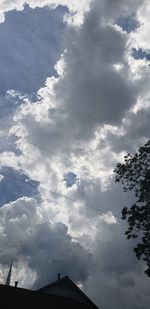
[{"xmin": 57, "ymin": 273, "xmax": 61, "ymax": 281}]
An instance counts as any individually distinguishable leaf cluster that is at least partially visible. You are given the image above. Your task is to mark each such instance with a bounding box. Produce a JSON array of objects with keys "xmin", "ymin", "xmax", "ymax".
[{"xmin": 114, "ymin": 140, "xmax": 150, "ymax": 276}]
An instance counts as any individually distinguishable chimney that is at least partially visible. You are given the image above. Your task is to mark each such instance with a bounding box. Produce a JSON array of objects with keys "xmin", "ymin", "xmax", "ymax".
[
  {"xmin": 15, "ymin": 281, "xmax": 18, "ymax": 288},
  {"xmin": 57, "ymin": 273, "xmax": 61, "ymax": 281}
]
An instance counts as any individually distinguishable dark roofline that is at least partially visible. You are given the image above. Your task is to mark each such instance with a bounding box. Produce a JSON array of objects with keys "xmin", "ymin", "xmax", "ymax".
[
  {"xmin": 0, "ymin": 284, "xmax": 36, "ymax": 295},
  {"xmin": 0, "ymin": 284, "xmax": 96, "ymax": 307},
  {"xmin": 37, "ymin": 275, "xmax": 69, "ymax": 292},
  {"xmin": 37, "ymin": 276, "xmax": 99, "ymax": 309}
]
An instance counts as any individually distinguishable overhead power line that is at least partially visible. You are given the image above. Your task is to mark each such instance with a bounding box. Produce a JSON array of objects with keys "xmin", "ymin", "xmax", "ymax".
[
  {"xmin": 1, "ymin": 178, "xmax": 50, "ymax": 222},
  {"xmin": 1, "ymin": 172, "xmax": 121, "ymax": 220},
  {"xmin": 0, "ymin": 128, "xmax": 75, "ymax": 165},
  {"xmin": 0, "ymin": 128, "xmax": 122, "ymax": 220}
]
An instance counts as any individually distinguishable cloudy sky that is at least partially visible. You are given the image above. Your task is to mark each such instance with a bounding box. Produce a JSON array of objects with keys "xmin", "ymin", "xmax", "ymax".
[{"xmin": 0, "ymin": 0, "xmax": 150, "ymax": 308}]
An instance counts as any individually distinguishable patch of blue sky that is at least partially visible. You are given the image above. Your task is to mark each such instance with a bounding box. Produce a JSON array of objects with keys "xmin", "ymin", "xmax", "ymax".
[
  {"xmin": 0, "ymin": 167, "xmax": 40, "ymax": 207},
  {"xmin": 0, "ymin": 92, "xmax": 21, "ymax": 119},
  {"xmin": 0, "ymin": 91, "xmax": 41, "ymax": 126},
  {"xmin": 63, "ymin": 172, "xmax": 79, "ymax": 188},
  {"xmin": 0, "ymin": 133, "xmax": 21, "ymax": 156},
  {"xmin": 116, "ymin": 15, "xmax": 139, "ymax": 33},
  {"xmin": 0, "ymin": 4, "xmax": 67, "ymax": 96},
  {"xmin": 132, "ymin": 48, "xmax": 150, "ymax": 61}
]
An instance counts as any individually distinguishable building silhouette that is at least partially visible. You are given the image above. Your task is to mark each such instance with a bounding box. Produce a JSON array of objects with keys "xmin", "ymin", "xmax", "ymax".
[{"xmin": 0, "ymin": 271, "xmax": 99, "ymax": 308}]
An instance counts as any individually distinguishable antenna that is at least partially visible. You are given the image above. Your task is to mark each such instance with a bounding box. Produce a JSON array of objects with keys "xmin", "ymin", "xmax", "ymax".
[{"xmin": 5, "ymin": 259, "xmax": 13, "ymax": 286}]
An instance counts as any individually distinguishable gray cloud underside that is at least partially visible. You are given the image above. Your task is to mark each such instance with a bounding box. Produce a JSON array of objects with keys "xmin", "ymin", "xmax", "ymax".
[
  {"xmin": 15, "ymin": 2, "xmax": 139, "ymax": 156},
  {"xmin": 0, "ymin": 197, "xmax": 91, "ymax": 288},
  {"xmin": 0, "ymin": 1, "xmax": 149, "ymax": 309}
]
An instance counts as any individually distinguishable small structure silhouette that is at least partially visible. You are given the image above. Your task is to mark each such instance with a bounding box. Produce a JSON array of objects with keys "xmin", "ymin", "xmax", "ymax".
[
  {"xmin": 5, "ymin": 259, "xmax": 13, "ymax": 286},
  {"xmin": 0, "ymin": 273, "xmax": 99, "ymax": 308}
]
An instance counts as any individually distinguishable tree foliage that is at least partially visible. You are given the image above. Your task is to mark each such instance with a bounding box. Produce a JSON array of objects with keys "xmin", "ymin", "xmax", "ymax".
[{"xmin": 114, "ymin": 140, "xmax": 150, "ymax": 277}]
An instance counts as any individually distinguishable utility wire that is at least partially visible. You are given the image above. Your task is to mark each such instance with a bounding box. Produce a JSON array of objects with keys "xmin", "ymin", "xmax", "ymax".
[
  {"xmin": 1, "ymin": 178, "xmax": 50, "ymax": 222},
  {"xmin": 0, "ymin": 128, "xmax": 75, "ymax": 165},
  {"xmin": 1, "ymin": 172, "xmax": 122, "ymax": 220},
  {"xmin": 0, "ymin": 128, "xmax": 122, "ymax": 219}
]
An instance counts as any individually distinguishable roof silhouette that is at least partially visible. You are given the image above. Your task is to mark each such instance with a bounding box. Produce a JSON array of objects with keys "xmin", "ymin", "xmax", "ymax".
[
  {"xmin": 37, "ymin": 275, "xmax": 98, "ymax": 308},
  {"xmin": 0, "ymin": 276, "xmax": 99, "ymax": 308}
]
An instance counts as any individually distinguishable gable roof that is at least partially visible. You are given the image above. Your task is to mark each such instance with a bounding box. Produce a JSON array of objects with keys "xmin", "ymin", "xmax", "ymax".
[
  {"xmin": 0, "ymin": 284, "xmax": 94, "ymax": 308},
  {"xmin": 37, "ymin": 276, "xmax": 99, "ymax": 309}
]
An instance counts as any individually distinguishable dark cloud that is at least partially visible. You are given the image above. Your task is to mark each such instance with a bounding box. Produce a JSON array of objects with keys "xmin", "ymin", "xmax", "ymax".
[
  {"xmin": 85, "ymin": 222, "xmax": 150, "ymax": 309},
  {"xmin": 30, "ymin": 221, "xmax": 91, "ymax": 288},
  {"xmin": 0, "ymin": 1, "xmax": 149, "ymax": 308},
  {"xmin": 100, "ymin": 107, "xmax": 150, "ymax": 155},
  {"xmin": 49, "ymin": 2, "xmax": 139, "ymax": 145},
  {"xmin": 20, "ymin": 1, "xmax": 139, "ymax": 156},
  {"xmin": 90, "ymin": 0, "xmax": 142, "ymax": 20},
  {"xmin": 0, "ymin": 197, "xmax": 91, "ymax": 288}
]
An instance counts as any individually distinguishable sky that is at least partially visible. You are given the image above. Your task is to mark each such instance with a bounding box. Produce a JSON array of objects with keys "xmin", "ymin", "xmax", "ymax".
[{"xmin": 0, "ymin": 0, "xmax": 149, "ymax": 308}]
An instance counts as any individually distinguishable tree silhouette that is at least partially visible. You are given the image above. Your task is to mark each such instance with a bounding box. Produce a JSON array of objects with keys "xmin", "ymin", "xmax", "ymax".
[{"xmin": 114, "ymin": 140, "xmax": 150, "ymax": 277}]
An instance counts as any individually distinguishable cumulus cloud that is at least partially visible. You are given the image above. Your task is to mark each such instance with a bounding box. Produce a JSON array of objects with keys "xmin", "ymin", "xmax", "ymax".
[
  {"xmin": 130, "ymin": 0, "xmax": 150, "ymax": 51},
  {"xmin": 7, "ymin": 0, "xmax": 139, "ymax": 159},
  {"xmin": 55, "ymin": 13, "xmax": 137, "ymax": 138},
  {"xmin": 85, "ymin": 222, "xmax": 150, "ymax": 309},
  {"xmin": 0, "ymin": 0, "xmax": 150, "ymax": 308},
  {"xmin": 0, "ymin": 197, "xmax": 91, "ymax": 288}
]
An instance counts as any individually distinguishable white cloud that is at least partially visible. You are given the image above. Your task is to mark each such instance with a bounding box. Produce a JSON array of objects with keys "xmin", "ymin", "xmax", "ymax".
[
  {"xmin": 131, "ymin": 0, "xmax": 150, "ymax": 51},
  {"xmin": 0, "ymin": 0, "xmax": 150, "ymax": 308},
  {"xmin": 0, "ymin": 175, "xmax": 4, "ymax": 182},
  {"xmin": 0, "ymin": 0, "xmax": 91, "ymax": 24},
  {"xmin": 0, "ymin": 197, "xmax": 91, "ymax": 288}
]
